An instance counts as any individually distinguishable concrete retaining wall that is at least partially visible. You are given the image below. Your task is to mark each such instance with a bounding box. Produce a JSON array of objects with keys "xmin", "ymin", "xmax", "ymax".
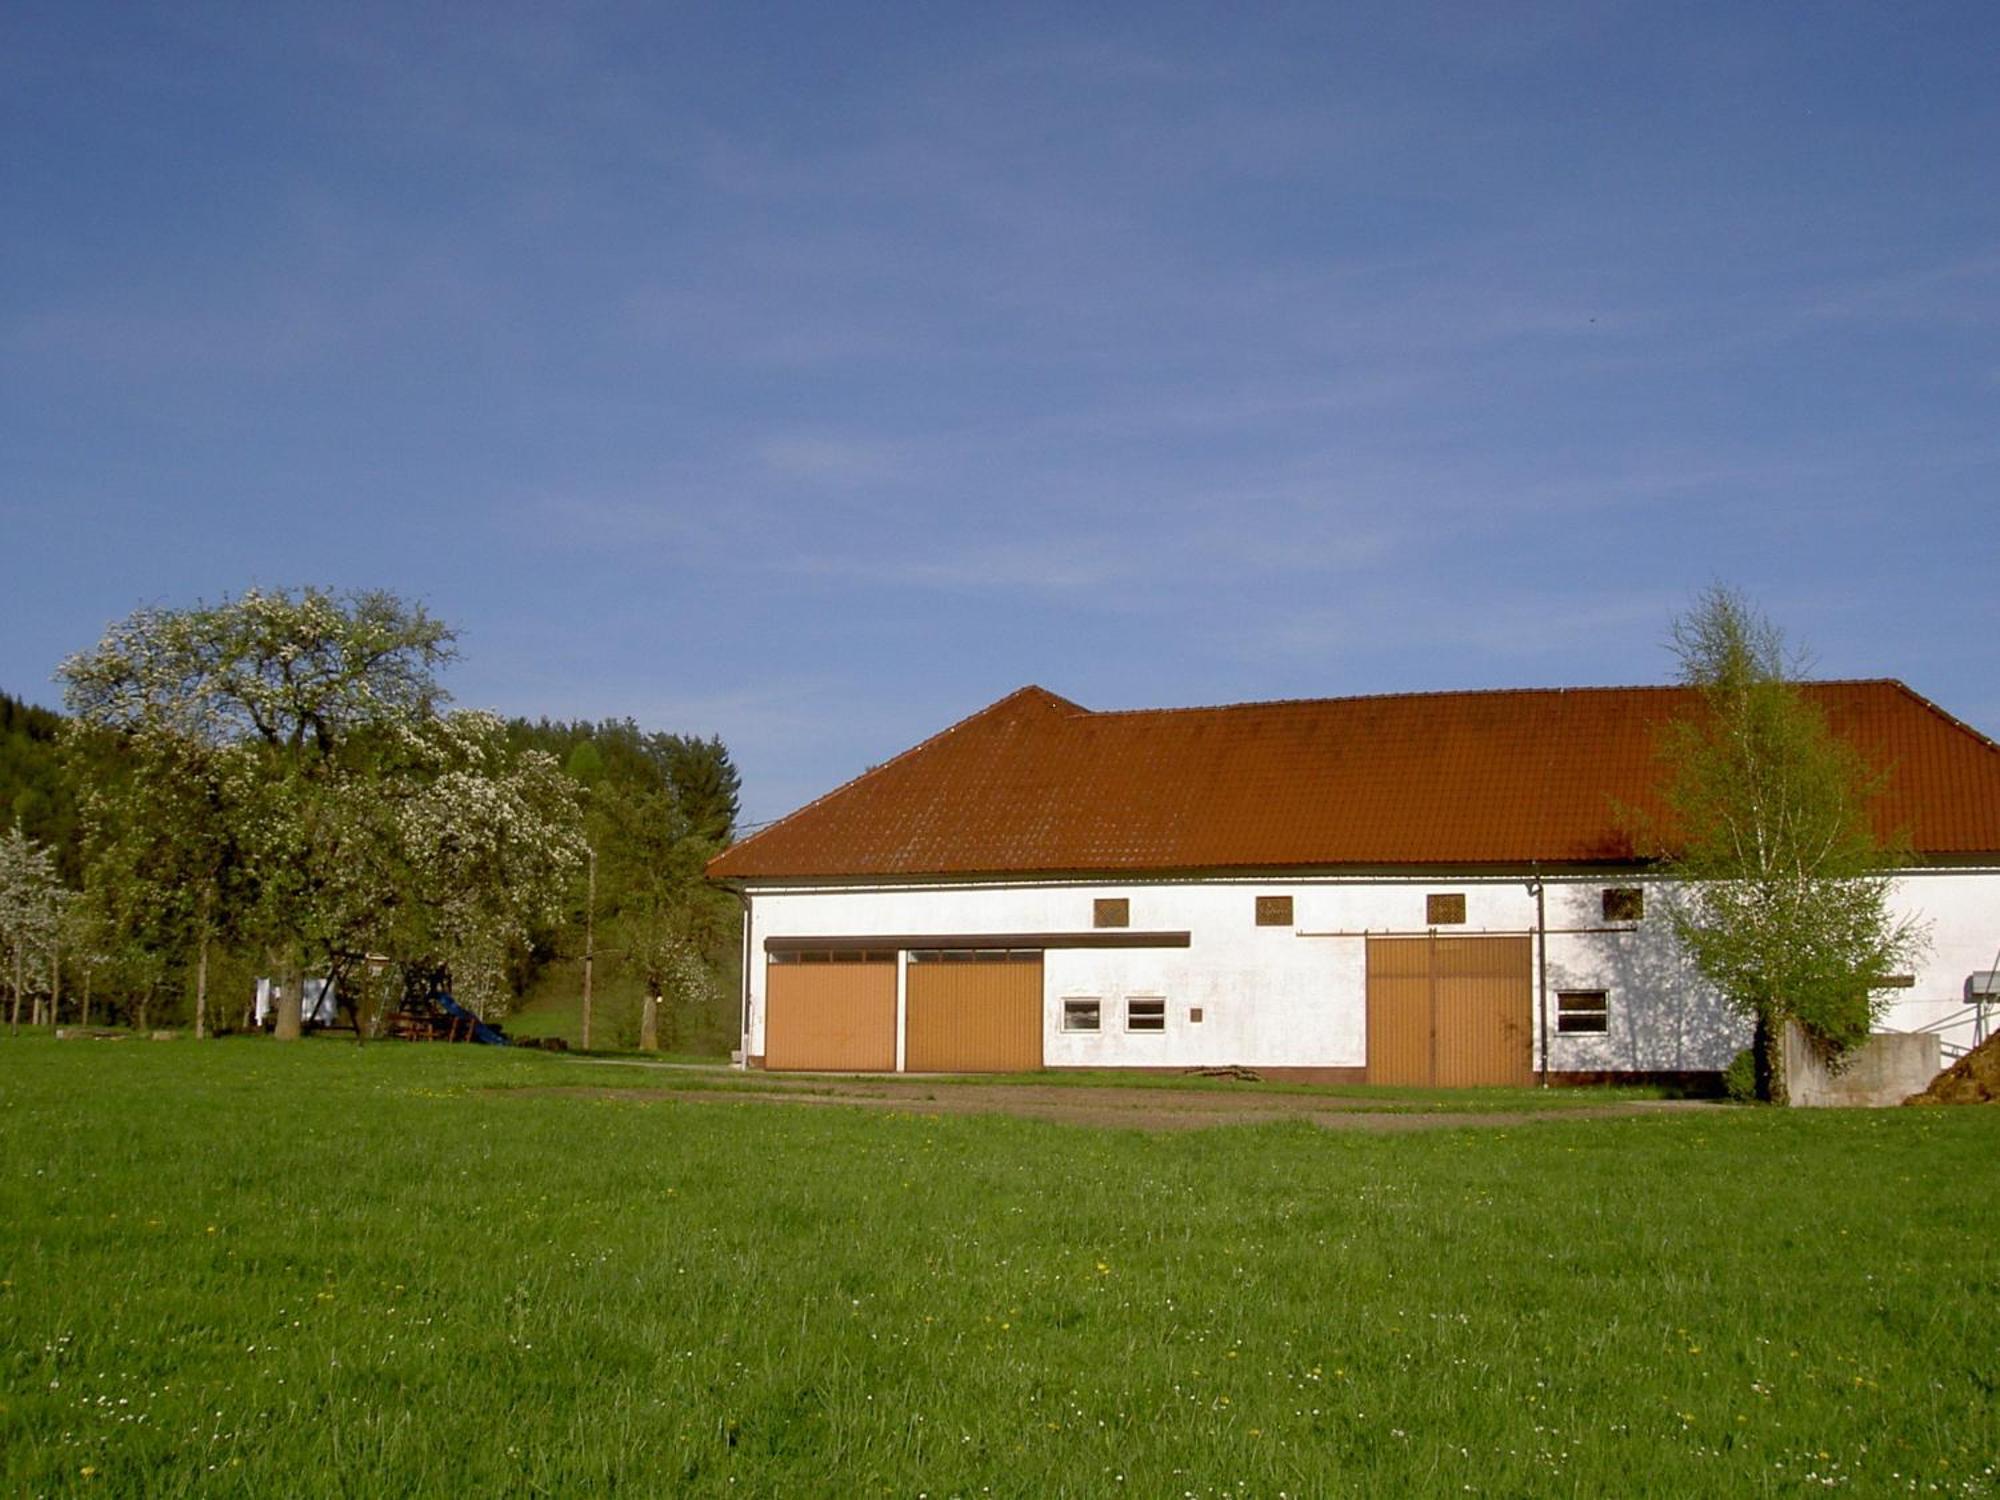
[{"xmin": 1784, "ymin": 1024, "xmax": 1940, "ymax": 1107}]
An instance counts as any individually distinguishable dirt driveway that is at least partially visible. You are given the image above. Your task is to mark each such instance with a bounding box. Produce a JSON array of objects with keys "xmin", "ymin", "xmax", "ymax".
[{"xmin": 531, "ymin": 1065, "xmax": 1710, "ymax": 1133}]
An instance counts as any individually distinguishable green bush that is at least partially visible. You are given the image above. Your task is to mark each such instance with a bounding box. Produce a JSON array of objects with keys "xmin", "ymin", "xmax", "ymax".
[{"xmin": 1722, "ymin": 1046, "xmax": 1759, "ymax": 1102}]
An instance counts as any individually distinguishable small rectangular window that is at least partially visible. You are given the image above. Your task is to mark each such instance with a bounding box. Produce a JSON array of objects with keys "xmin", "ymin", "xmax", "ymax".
[
  {"xmin": 769, "ymin": 949, "xmax": 895, "ymax": 965},
  {"xmin": 1602, "ymin": 887, "xmax": 1645, "ymax": 922},
  {"xmin": 1062, "ymin": 998, "xmax": 1101, "ymax": 1033},
  {"xmin": 1125, "ymin": 997, "xmax": 1166, "ymax": 1033},
  {"xmin": 907, "ymin": 949, "xmax": 1039, "ymax": 964},
  {"xmin": 1093, "ymin": 898, "xmax": 1130, "ymax": 929},
  {"xmin": 1255, "ymin": 895, "xmax": 1293, "ymax": 927},
  {"xmin": 1426, "ymin": 893, "xmax": 1466, "ymax": 926},
  {"xmin": 1557, "ymin": 990, "xmax": 1609, "ymax": 1034},
  {"xmin": 1188, "ymin": 1007, "xmax": 1204, "ymax": 1024}
]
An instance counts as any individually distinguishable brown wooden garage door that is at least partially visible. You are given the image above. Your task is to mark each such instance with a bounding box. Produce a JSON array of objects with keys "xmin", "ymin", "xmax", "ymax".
[
  {"xmin": 905, "ymin": 950, "xmax": 1044, "ymax": 1073},
  {"xmin": 1366, "ymin": 935, "xmax": 1533, "ymax": 1086},
  {"xmin": 765, "ymin": 954, "xmax": 896, "ymax": 1071}
]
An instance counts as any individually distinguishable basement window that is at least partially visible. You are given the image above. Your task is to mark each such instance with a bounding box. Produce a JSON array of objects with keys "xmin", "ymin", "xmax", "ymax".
[
  {"xmin": 1255, "ymin": 895, "xmax": 1293, "ymax": 927},
  {"xmin": 1093, "ymin": 898, "xmax": 1130, "ymax": 929},
  {"xmin": 1426, "ymin": 893, "xmax": 1467, "ymax": 925},
  {"xmin": 1602, "ymin": 887, "xmax": 1645, "ymax": 923},
  {"xmin": 1062, "ymin": 998, "xmax": 1101, "ymax": 1033},
  {"xmin": 1125, "ymin": 997, "xmax": 1167, "ymax": 1033},
  {"xmin": 1557, "ymin": 990, "xmax": 1610, "ymax": 1034}
]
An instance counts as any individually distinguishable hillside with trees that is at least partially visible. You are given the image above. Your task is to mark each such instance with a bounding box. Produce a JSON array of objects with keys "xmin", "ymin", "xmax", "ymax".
[
  {"xmin": 1, "ymin": 692, "xmax": 79, "ymax": 881},
  {"xmin": 504, "ymin": 717, "xmax": 743, "ymax": 1051},
  {"xmin": 0, "ymin": 587, "xmax": 743, "ymax": 1049}
]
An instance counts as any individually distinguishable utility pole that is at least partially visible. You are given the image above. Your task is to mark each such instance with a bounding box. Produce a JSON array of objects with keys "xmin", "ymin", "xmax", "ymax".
[
  {"xmin": 581, "ymin": 845, "xmax": 596, "ymax": 1051},
  {"xmin": 194, "ymin": 881, "xmax": 212, "ymax": 1040}
]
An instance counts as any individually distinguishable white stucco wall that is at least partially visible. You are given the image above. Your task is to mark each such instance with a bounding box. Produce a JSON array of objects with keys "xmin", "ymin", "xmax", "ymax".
[
  {"xmin": 1878, "ymin": 868, "xmax": 2000, "ymax": 1050},
  {"xmin": 737, "ymin": 867, "xmax": 1999, "ymax": 1075}
]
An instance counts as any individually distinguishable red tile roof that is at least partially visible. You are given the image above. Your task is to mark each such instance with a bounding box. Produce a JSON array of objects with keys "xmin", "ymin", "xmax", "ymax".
[{"xmin": 707, "ymin": 681, "xmax": 2000, "ymax": 879}]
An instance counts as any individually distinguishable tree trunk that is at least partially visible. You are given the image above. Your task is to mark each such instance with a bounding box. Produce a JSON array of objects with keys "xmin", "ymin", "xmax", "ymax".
[
  {"xmin": 1753, "ymin": 1013, "xmax": 1789, "ymax": 1105},
  {"xmin": 639, "ymin": 991, "xmax": 660, "ymax": 1052},
  {"xmin": 10, "ymin": 943, "xmax": 21, "ymax": 1034},
  {"xmin": 581, "ymin": 847, "xmax": 596, "ymax": 1051},
  {"xmin": 327, "ymin": 955, "xmax": 364, "ymax": 1046},
  {"xmin": 194, "ymin": 932, "xmax": 209, "ymax": 1041},
  {"xmin": 273, "ymin": 959, "xmax": 304, "ymax": 1041},
  {"xmin": 193, "ymin": 883, "xmax": 211, "ymax": 1040},
  {"xmin": 49, "ymin": 933, "xmax": 61, "ymax": 1032},
  {"xmin": 81, "ymin": 963, "xmax": 91, "ymax": 1029}
]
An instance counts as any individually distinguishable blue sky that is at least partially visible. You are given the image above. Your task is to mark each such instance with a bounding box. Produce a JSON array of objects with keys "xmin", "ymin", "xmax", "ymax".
[{"xmin": 4, "ymin": 2, "xmax": 1996, "ymax": 826}]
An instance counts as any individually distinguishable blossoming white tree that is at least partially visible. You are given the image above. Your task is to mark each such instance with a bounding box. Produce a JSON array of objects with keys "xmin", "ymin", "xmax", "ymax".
[
  {"xmin": 396, "ymin": 712, "xmax": 586, "ymax": 1020},
  {"xmin": 61, "ymin": 587, "xmax": 582, "ymax": 1036},
  {"xmin": 0, "ymin": 824, "xmax": 63, "ymax": 1034}
]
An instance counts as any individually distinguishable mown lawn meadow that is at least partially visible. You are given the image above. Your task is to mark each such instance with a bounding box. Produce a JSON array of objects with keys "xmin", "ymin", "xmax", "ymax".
[{"xmin": 2, "ymin": 1039, "xmax": 1995, "ymax": 1497}]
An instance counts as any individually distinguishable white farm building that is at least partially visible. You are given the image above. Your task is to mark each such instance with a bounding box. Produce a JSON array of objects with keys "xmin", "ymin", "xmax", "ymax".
[{"xmin": 706, "ymin": 683, "xmax": 2000, "ymax": 1085}]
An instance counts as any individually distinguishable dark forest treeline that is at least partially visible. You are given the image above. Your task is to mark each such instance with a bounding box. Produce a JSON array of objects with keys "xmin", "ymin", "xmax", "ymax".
[{"xmin": 2, "ymin": 692, "xmax": 80, "ymax": 881}]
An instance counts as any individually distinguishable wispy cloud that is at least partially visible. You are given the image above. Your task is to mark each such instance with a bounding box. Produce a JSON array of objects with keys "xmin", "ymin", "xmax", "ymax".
[
  {"xmin": 781, "ymin": 539, "xmax": 1131, "ymax": 595},
  {"xmin": 758, "ymin": 434, "xmax": 916, "ymax": 485},
  {"xmin": 1798, "ymin": 249, "xmax": 2000, "ymax": 329},
  {"xmin": 1233, "ymin": 585, "xmax": 1684, "ymax": 670}
]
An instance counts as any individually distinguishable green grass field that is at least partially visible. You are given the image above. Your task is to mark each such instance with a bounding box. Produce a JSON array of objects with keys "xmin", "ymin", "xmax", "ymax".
[{"xmin": 3, "ymin": 1039, "xmax": 1995, "ymax": 1497}]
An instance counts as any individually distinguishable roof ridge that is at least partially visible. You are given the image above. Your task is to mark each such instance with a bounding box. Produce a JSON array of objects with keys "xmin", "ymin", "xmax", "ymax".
[
  {"xmin": 1080, "ymin": 682, "xmax": 1678, "ymax": 718},
  {"xmin": 1877, "ymin": 679, "xmax": 2000, "ymax": 756},
  {"xmin": 708, "ymin": 686, "xmax": 1082, "ymax": 875},
  {"xmin": 1073, "ymin": 678, "xmax": 1915, "ymax": 719}
]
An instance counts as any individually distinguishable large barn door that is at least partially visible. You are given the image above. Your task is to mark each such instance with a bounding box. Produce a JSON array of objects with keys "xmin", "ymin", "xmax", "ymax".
[
  {"xmin": 765, "ymin": 955, "xmax": 896, "ymax": 1071},
  {"xmin": 904, "ymin": 951, "xmax": 1044, "ymax": 1073},
  {"xmin": 1364, "ymin": 937, "xmax": 1434, "ymax": 1085},
  {"xmin": 1433, "ymin": 936, "xmax": 1534, "ymax": 1086},
  {"xmin": 1366, "ymin": 935, "xmax": 1533, "ymax": 1087}
]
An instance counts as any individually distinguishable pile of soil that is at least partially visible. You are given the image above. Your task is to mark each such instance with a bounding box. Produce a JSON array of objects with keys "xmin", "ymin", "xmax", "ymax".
[{"xmin": 1905, "ymin": 1033, "xmax": 2000, "ymax": 1105}]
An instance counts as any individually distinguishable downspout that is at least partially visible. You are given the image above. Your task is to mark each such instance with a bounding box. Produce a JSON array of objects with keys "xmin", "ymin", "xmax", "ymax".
[
  {"xmin": 1534, "ymin": 867, "xmax": 1550, "ymax": 1087},
  {"xmin": 1529, "ymin": 691, "xmax": 1564, "ymax": 1091}
]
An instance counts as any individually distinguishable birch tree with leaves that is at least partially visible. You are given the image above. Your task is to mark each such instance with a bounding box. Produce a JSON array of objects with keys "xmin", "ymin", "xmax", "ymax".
[{"xmin": 1656, "ymin": 587, "xmax": 1927, "ymax": 1102}]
